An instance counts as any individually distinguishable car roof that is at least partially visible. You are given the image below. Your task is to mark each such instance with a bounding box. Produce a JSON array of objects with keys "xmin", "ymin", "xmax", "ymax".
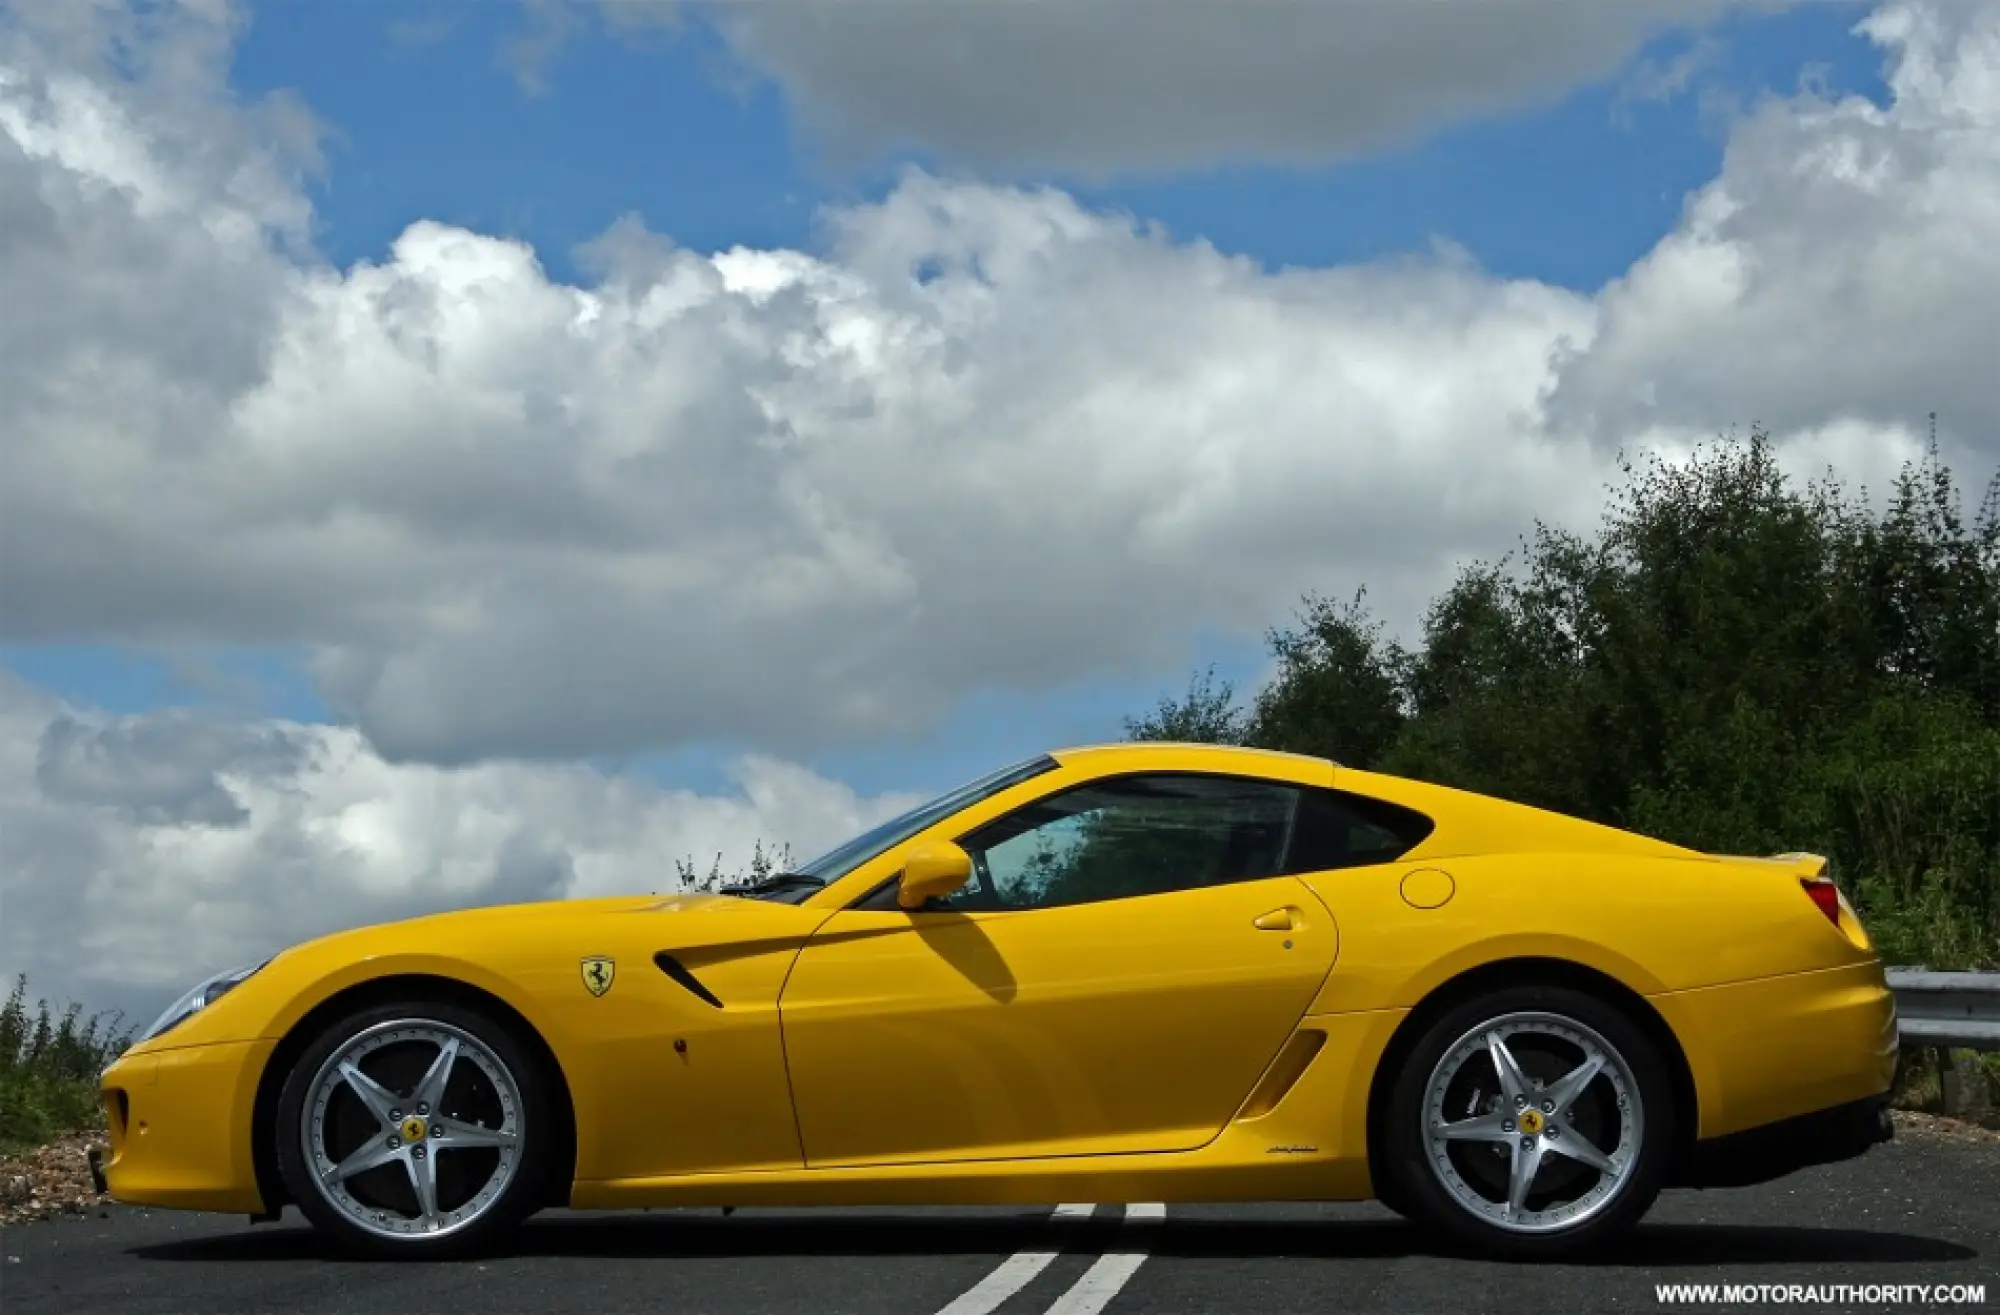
[{"xmin": 1048, "ymin": 742, "xmax": 1336, "ymax": 773}]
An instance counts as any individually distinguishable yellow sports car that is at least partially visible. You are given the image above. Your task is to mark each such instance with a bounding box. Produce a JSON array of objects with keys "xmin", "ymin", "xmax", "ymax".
[{"xmin": 97, "ymin": 743, "xmax": 1898, "ymax": 1259}]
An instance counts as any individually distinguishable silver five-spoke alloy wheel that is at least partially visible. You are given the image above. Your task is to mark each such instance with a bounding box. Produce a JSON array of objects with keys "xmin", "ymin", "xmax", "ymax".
[
  {"xmin": 300, "ymin": 1018, "xmax": 525, "ymax": 1241},
  {"xmin": 1421, "ymin": 1010, "xmax": 1643, "ymax": 1234}
]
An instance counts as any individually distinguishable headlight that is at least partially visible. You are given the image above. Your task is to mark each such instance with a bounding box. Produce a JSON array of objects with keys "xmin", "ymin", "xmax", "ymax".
[{"xmin": 136, "ymin": 958, "xmax": 272, "ymax": 1045}]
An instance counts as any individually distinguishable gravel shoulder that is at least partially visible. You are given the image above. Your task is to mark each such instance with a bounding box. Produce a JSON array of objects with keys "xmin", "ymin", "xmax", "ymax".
[{"xmin": 0, "ymin": 1133, "xmax": 111, "ymax": 1228}]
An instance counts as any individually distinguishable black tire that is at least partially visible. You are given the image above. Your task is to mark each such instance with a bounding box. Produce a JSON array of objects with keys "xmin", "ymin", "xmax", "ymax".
[
  {"xmin": 274, "ymin": 999, "xmax": 553, "ymax": 1258},
  {"xmin": 1377, "ymin": 982, "xmax": 1674, "ymax": 1260}
]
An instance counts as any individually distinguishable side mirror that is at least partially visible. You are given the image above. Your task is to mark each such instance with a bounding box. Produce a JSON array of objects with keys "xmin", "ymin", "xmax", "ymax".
[{"xmin": 897, "ymin": 841, "xmax": 973, "ymax": 910}]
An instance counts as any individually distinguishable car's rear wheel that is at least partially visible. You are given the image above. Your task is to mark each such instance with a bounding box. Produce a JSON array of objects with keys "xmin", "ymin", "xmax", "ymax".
[
  {"xmin": 274, "ymin": 1000, "xmax": 550, "ymax": 1257},
  {"xmin": 1379, "ymin": 983, "xmax": 1673, "ymax": 1259}
]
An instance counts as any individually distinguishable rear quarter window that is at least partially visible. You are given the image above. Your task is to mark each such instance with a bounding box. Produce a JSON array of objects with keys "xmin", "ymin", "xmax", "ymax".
[{"xmin": 1284, "ymin": 787, "xmax": 1435, "ymax": 872}]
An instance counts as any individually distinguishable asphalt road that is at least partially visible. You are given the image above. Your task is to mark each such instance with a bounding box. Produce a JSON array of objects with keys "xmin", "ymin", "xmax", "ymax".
[{"xmin": 7, "ymin": 1126, "xmax": 1996, "ymax": 1315}]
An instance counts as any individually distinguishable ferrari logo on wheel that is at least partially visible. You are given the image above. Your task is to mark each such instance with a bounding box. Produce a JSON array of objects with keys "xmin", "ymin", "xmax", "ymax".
[{"xmin": 580, "ymin": 955, "xmax": 616, "ymax": 997}]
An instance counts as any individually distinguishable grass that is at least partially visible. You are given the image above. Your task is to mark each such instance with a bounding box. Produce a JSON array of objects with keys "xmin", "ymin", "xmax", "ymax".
[
  {"xmin": 0, "ymin": 976, "xmax": 131, "ymax": 1156},
  {"xmin": 1894, "ymin": 1046, "xmax": 2000, "ymax": 1126}
]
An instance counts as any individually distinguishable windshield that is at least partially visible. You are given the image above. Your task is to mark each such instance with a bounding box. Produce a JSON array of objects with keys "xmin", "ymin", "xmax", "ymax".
[{"xmin": 786, "ymin": 755, "xmax": 1059, "ymax": 886}]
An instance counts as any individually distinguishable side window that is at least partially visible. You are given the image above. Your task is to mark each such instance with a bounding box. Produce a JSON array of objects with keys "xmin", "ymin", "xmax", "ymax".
[
  {"xmin": 851, "ymin": 773, "xmax": 1437, "ymax": 912},
  {"xmin": 941, "ymin": 774, "xmax": 1302, "ymax": 911},
  {"xmin": 1283, "ymin": 787, "xmax": 1435, "ymax": 873}
]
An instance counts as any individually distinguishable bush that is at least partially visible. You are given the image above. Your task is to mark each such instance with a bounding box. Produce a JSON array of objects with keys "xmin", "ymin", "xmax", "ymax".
[
  {"xmin": 0, "ymin": 975, "xmax": 132, "ymax": 1153},
  {"xmin": 667, "ymin": 839, "xmax": 796, "ymax": 893}
]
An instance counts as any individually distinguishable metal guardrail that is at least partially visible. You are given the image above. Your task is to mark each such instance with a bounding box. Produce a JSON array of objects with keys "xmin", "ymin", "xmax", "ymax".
[{"xmin": 1886, "ymin": 967, "xmax": 2000, "ymax": 1051}]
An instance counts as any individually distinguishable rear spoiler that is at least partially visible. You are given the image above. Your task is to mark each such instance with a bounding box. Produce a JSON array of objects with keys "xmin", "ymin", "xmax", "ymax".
[
  {"xmin": 1766, "ymin": 851, "xmax": 1830, "ymax": 880},
  {"xmin": 1711, "ymin": 851, "xmax": 1831, "ymax": 879}
]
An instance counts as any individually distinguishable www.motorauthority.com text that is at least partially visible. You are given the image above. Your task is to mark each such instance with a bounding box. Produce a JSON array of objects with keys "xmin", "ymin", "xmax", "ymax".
[{"xmin": 1657, "ymin": 1283, "xmax": 1988, "ymax": 1306}]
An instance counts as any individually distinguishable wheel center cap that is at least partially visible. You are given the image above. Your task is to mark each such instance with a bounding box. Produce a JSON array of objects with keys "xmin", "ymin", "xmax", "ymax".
[
  {"xmin": 401, "ymin": 1115, "xmax": 429, "ymax": 1143},
  {"xmin": 1518, "ymin": 1108, "xmax": 1545, "ymax": 1135}
]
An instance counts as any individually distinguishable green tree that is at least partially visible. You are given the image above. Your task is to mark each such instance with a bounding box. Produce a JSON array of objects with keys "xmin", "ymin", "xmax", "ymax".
[
  {"xmin": 1250, "ymin": 591, "xmax": 1408, "ymax": 767},
  {"xmin": 1122, "ymin": 664, "xmax": 1248, "ymax": 745},
  {"xmin": 1125, "ymin": 426, "xmax": 2000, "ymax": 967}
]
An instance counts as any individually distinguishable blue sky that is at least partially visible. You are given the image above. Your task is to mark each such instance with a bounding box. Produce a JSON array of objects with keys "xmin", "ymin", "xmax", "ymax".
[
  {"xmin": 219, "ymin": 0, "xmax": 1885, "ymax": 292},
  {"xmin": 2, "ymin": 0, "xmax": 1890, "ymax": 798}
]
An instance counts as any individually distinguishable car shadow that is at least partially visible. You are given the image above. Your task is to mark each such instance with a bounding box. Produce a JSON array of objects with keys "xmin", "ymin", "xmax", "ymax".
[{"xmin": 129, "ymin": 1210, "xmax": 1979, "ymax": 1268}]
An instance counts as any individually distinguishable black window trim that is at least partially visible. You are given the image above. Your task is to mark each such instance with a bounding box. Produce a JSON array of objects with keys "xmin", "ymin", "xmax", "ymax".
[{"xmin": 845, "ymin": 769, "xmax": 1434, "ymax": 913}]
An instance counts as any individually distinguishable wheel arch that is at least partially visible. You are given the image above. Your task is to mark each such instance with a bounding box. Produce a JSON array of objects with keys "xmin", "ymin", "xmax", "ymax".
[
  {"xmin": 1362, "ymin": 955, "xmax": 1700, "ymax": 1195},
  {"xmin": 250, "ymin": 973, "xmax": 580, "ymax": 1214}
]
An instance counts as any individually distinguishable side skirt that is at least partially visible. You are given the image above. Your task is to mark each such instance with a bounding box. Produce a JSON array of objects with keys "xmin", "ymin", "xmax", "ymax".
[{"xmin": 571, "ymin": 1153, "xmax": 1375, "ymax": 1211}]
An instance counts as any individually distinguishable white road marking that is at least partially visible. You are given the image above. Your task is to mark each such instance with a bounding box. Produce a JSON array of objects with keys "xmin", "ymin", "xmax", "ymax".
[
  {"xmin": 934, "ymin": 1203, "xmax": 1097, "ymax": 1315},
  {"xmin": 1043, "ymin": 1203, "xmax": 1167, "ymax": 1315}
]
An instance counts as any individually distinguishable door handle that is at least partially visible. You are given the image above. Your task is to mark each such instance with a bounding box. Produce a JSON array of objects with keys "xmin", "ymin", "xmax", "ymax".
[{"xmin": 1253, "ymin": 908, "xmax": 1295, "ymax": 932}]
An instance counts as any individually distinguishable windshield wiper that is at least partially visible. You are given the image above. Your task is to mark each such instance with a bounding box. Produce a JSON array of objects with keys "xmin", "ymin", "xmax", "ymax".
[{"xmin": 720, "ymin": 872, "xmax": 825, "ymax": 900}]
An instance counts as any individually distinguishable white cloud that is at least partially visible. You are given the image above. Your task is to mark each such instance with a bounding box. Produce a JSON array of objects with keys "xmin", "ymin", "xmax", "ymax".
[
  {"xmin": 0, "ymin": 0, "xmax": 1611, "ymax": 765},
  {"xmin": 1615, "ymin": 34, "xmax": 1729, "ymax": 115},
  {"xmin": 1546, "ymin": 0, "xmax": 2000, "ymax": 478},
  {"xmin": 669, "ymin": 0, "xmax": 1759, "ymax": 177},
  {"xmin": 2, "ymin": 0, "xmax": 1997, "ymax": 777},
  {"xmin": 0, "ymin": 671, "xmax": 915, "ymax": 1020}
]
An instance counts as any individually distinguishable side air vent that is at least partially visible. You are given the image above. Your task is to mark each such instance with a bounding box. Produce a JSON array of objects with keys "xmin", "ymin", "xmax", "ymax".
[
  {"xmin": 654, "ymin": 953, "xmax": 724, "ymax": 1008},
  {"xmin": 1237, "ymin": 1027, "xmax": 1327, "ymax": 1120}
]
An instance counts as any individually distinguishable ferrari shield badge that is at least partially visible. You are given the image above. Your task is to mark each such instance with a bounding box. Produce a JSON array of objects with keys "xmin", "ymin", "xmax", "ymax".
[{"xmin": 580, "ymin": 955, "xmax": 616, "ymax": 997}]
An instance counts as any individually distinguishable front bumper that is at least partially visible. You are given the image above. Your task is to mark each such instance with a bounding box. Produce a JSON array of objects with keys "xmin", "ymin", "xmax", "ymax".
[{"xmin": 98, "ymin": 1038, "xmax": 274, "ymax": 1214}]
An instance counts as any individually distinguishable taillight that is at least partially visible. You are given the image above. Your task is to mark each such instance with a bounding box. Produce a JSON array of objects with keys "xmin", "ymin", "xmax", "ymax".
[{"xmin": 1801, "ymin": 876, "xmax": 1841, "ymax": 926}]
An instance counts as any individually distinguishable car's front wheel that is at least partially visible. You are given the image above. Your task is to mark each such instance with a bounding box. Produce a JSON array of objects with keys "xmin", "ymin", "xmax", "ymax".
[
  {"xmin": 274, "ymin": 1000, "xmax": 551, "ymax": 1257},
  {"xmin": 1379, "ymin": 983, "xmax": 1674, "ymax": 1259}
]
